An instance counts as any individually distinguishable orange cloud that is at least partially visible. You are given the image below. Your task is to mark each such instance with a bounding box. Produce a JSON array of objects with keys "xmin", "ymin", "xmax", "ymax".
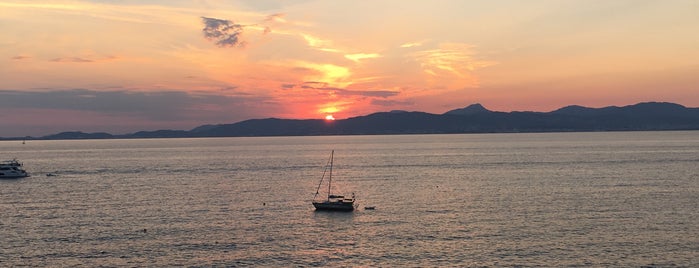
[
  {"xmin": 301, "ymin": 34, "xmax": 335, "ymax": 51},
  {"xmin": 400, "ymin": 40, "xmax": 427, "ymax": 48},
  {"xmin": 345, "ymin": 53, "xmax": 381, "ymax": 63},
  {"xmin": 295, "ymin": 61, "xmax": 351, "ymax": 88}
]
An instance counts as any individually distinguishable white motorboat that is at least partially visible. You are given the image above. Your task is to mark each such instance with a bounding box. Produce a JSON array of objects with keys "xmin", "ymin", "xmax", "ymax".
[{"xmin": 0, "ymin": 159, "xmax": 30, "ymax": 179}]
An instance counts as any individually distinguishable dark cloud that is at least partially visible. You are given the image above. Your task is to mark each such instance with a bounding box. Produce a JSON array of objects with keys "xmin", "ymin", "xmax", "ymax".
[
  {"xmin": 201, "ymin": 13, "xmax": 283, "ymax": 46},
  {"xmin": 290, "ymin": 82, "xmax": 399, "ymax": 98},
  {"xmin": 333, "ymin": 88, "xmax": 399, "ymax": 98},
  {"xmin": 371, "ymin": 99, "xmax": 414, "ymax": 107},
  {"xmin": 219, "ymin": 86, "xmax": 240, "ymax": 92},
  {"xmin": 11, "ymin": 55, "xmax": 30, "ymax": 60},
  {"xmin": 201, "ymin": 17, "xmax": 245, "ymax": 47},
  {"xmin": 300, "ymin": 81, "xmax": 327, "ymax": 89}
]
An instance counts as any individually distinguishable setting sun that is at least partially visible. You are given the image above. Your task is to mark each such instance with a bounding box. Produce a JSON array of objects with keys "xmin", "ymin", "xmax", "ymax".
[{"xmin": 325, "ymin": 115, "xmax": 335, "ymax": 121}]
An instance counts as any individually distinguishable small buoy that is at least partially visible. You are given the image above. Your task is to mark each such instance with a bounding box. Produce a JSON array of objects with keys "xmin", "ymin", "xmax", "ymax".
[
  {"xmin": 143, "ymin": 229, "xmax": 147, "ymax": 233},
  {"xmin": 263, "ymin": 202, "xmax": 266, "ymax": 206}
]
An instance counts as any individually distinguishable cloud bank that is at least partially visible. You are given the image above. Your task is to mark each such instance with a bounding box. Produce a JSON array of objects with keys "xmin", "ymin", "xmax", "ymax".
[{"xmin": 0, "ymin": 89, "xmax": 279, "ymax": 136}]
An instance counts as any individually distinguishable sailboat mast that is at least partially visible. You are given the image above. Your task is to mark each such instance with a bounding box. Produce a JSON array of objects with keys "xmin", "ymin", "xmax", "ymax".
[{"xmin": 328, "ymin": 150, "xmax": 333, "ymax": 201}]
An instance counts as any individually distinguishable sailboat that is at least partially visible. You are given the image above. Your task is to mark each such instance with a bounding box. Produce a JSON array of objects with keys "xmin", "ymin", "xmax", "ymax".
[{"xmin": 312, "ymin": 150, "xmax": 356, "ymax": 211}]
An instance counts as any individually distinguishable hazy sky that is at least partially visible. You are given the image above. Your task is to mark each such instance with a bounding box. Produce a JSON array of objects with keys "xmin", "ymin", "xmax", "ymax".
[{"xmin": 1, "ymin": 0, "xmax": 698, "ymax": 137}]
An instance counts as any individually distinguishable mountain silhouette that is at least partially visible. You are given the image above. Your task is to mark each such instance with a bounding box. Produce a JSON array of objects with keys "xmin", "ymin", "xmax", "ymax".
[
  {"xmin": 443, "ymin": 103, "xmax": 491, "ymax": 115},
  {"xmin": 6, "ymin": 101, "xmax": 698, "ymax": 140}
]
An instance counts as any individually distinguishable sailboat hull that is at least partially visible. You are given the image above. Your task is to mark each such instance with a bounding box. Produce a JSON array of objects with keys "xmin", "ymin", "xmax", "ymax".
[
  {"xmin": 312, "ymin": 200, "xmax": 355, "ymax": 211},
  {"xmin": 312, "ymin": 150, "xmax": 356, "ymax": 212}
]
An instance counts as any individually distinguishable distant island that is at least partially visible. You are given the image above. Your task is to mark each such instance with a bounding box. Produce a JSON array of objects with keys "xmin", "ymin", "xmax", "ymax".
[{"xmin": 3, "ymin": 102, "xmax": 699, "ymax": 140}]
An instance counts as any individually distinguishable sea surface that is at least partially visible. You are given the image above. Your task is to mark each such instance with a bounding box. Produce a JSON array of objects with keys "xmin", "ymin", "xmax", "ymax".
[{"xmin": 1, "ymin": 131, "xmax": 698, "ymax": 267}]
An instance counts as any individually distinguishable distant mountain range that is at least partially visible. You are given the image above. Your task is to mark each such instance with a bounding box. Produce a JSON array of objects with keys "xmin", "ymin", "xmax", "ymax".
[{"xmin": 5, "ymin": 102, "xmax": 699, "ymax": 140}]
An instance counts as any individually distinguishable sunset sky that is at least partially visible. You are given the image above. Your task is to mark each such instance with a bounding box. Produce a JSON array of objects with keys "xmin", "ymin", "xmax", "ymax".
[{"xmin": 1, "ymin": 0, "xmax": 698, "ymax": 137}]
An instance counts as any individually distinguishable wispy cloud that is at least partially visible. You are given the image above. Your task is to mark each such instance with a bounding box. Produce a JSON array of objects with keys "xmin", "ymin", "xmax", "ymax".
[
  {"xmin": 50, "ymin": 57, "xmax": 94, "ymax": 63},
  {"xmin": 301, "ymin": 33, "xmax": 338, "ymax": 52},
  {"xmin": 264, "ymin": 13, "xmax": 286, "ymax": 23},
  {"xmin": 11, "ymin": 55, "xmax": 30, "ymax": 60},
  {"xmin": 345, "ymin": 53, "xmax": 381, "ymax": 63},
  {"xmin": 201, "ymin": 17, "xmax": 245, "ymax": 48},
  {"xmin": 400, "ymin": 41, "xmax": 426, "ymax": 48},
  {"xmin": 411, "ymin": 43, "xmax": 496, "ymax": 78},
  {"xmin": 48, "ymin": 55, "xmax": 119, "ymax": 63}
]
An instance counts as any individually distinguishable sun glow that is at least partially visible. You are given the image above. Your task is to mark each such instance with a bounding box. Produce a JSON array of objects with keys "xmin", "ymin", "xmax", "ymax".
[
  {"xmin": 325, "ymin": 115, "xmax": 335, "ymax": 120},
  {"xmin": 297, "ymin": 62, "xmax": 351, "ymax": 88},
  {"xmin": 319, "ymin": 105, "xmax": 340, "ymax": 114}
]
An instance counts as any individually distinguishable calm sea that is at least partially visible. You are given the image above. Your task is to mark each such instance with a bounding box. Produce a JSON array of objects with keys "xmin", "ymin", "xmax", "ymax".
[{"xmin": 1, "ymin": 132, "xmax": 697, "ymax": 267}]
